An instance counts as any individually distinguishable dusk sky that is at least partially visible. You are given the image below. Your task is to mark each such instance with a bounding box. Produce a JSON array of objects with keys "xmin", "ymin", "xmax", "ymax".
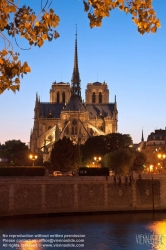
[{"xmin": 0, "ymin": 0, "xmax": 166, "ymax": 145}]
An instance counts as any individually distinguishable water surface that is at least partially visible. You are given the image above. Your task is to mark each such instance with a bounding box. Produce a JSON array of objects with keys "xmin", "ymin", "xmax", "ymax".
[{"xmin": 1, "ymin": 212, "xmax": 166, "ymax": 250}]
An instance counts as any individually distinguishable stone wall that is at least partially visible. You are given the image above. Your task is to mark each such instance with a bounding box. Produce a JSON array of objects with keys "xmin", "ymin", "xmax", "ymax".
[{"xmin": 0, "ymin": 175, "xmax": 166, "ymax": 217}]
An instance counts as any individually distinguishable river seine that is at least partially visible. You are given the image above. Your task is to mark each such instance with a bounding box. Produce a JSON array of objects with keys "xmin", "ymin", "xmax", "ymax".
[{"xmin": 1, "ymin": 212, "xmax": 166, "ymax": 250}]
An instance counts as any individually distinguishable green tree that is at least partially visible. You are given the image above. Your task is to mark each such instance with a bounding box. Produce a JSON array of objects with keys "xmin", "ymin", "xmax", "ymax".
[
  {"xmin": 0, "ymin": 1, "xmax": 160, "ymax": 94},
  {"xmin": 51, "ymin": 137, "xmax": 80, "ymax": 172},
  {"xmin": 103, "ymin": 148, "xmax": 135, "ymax": 175}
]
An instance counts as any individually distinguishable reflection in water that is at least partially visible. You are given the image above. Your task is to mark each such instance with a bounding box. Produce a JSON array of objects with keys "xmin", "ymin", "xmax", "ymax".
[
  {"xmin": 146, "ymin": 220, "xmax": 166, "ymax": 250},
  {"xmin": 1, "ymin": 212, "xmax": 166, "ymax": 250},
  {"xmin": 19, "ymin": 240, "xmax": 42, "ymax": 250}
]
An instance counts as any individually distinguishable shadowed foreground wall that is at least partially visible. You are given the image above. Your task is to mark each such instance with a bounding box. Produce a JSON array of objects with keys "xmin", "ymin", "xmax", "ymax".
[{"xmin": 0, "ymin": 175, "xmax": 166, "ymax": 217}]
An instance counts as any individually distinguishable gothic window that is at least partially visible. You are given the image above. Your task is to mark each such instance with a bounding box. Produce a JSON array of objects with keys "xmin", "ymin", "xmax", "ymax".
[
  {"xmin": 99, "ymin": 92, "xmax": 102, "ymax": 103},
  {"xmin": 62, "ymin": 92, "xmax": 65, "ymax": 103},
  {"xmin": 71, "ymin": 120, "xmax": 77, "ymax": 135},
  {"xmin": 92, "ymin": 92, "xmax": 96, "ymax": 103},
  {"xmin": 57, "ymin": 92, "xmax": 60, "ymax": 103}
]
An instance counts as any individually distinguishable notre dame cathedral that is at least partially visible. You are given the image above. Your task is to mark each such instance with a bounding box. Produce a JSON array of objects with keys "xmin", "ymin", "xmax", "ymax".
[{"xmin": 30, "ymin": 31, "xmax": 118, "ymax": 161}]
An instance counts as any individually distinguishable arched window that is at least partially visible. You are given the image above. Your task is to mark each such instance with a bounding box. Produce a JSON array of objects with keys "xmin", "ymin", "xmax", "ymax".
[
  {"xmin": 71, "ymin": 120, "xmax": 77, "ymax": 135},
  {"xmin": 99, "ymin": 92, "xmax": 102, "ymax": 103},
  {"xmin": 62, "ymin": 92, "xmax": 65, "ymax": 103},
  {"xmin": 92, "ymin": 92, "xmax": 96, "ymax": 103},
  {"xmin": 57, "ymin": 92, "xmax": 60, "ymax": 103}
]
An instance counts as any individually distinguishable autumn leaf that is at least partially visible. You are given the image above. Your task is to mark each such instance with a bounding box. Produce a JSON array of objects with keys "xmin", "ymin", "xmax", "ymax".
[
  {"xmin": 38, "ymin": 39, "xmax": 44, "ymax": 47},
  {"xmin": 35, "ymin": 21, "xmax": 39, "ymax": 27},
  {"xmin": 0, "ymin": 58, "xmax": 4, "ymax": 64},
  {"xmin": 1, "ymin": 50, "xmax": 8, "ymax": 56},
  {"xmin": 54, "ymin": 32, "xmax": 59, "ymax": 39},
  {"xmin": 151, "ymin": 26, "xmax": 157, "ymax": 33},
  {"xmin": 8, "ymin": 5, "xmax": 16, "ymax": 13},
  {"xmin": 124, "ymin": 7, "xmax": 129, "ymax": 14},
  {"xmin": 83, "ymin": 1, "xmax": 89, "ymax": 12}
]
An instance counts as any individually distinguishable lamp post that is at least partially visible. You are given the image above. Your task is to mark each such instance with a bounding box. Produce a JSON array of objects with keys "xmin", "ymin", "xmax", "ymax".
[
  {"xmin": 93, "ymin": 156, "xmax": 102, "ymax": 168},
  {"xmin": 29, "ymin": 154, "xmax": 38, "ymax": 166}
]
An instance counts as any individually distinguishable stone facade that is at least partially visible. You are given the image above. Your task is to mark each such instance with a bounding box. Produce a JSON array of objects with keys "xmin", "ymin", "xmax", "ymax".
[
  {"xmin": 145, "ymin": 129, "xmax": 166, "ymax": 167},
  {"xmin": 135, "ymin": 129, "xmax": 166, "ymax": 171}
]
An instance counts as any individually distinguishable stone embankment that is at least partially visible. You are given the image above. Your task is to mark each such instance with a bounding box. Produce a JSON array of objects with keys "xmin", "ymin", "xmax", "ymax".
[{"xmin": 0, "ymin": 174, "xmax": 166, "ymax": 217}]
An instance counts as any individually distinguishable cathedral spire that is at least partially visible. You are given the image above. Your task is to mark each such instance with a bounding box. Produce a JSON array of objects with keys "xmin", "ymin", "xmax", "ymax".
[
  {"xmin": 34, "ymin": 93, "xmax": 39, "ymax": 119},
  {"xmin": 71, "ymin": 25, "xmax": 81, "ymax": 100},
  {"xmin": 141, "ymin": 128, "xmax": 144, "ymax": 142},
  {"xmin": 114, "ymin": 95, "xmax": 117, "ymax": 111},
  {"xmin": 35, "ymin": 92, "xmax": 39, "ymax": 108}
]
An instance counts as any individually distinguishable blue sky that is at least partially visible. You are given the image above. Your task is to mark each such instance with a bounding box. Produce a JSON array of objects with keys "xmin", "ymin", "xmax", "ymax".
[{"xmin": 0, "ymin": 0, "xmax": 166, "ymax": 145}]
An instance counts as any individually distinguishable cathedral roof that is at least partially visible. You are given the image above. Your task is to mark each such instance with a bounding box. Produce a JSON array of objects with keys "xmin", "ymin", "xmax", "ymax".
[
  {"xmin": 86, "ymin": 104, "xmax": 114, "ymax": 118},
  {"xmin": 52, "ymin": 81, "xmax": 69, "ymax": 85},
  {"xmin": 92, "ymin": 82, "xmax": 102, "ymax": 85},
  {"xmin": 38, "ymin": 103, "xmax": 64, "ymax": 118},
  {"xmin": 38, "ymin": 101, "xmax": 115, "ymax": 118},
  {"xmin": 63, "ymin": 94, "xmax": 86, "ymax": 112}
]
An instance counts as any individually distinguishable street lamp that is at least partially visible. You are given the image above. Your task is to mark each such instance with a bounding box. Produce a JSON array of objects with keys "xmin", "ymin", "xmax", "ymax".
[
  {"xmin": 93, "ymin": 156, "xmax": 102, "ymax": 168},
  {"xmin": 29, "ymin": 154, "xmax": 38, "ymax": 166},
  {"xmin": 157, "ymin": 153, "xmax": 166, "ymax": 173}
]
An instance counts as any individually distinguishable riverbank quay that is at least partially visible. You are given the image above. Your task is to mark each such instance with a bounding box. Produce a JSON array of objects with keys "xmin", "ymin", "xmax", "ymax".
[{"xmin": 0, "ymin": 174, "xmax": 166, "ymax": 218}]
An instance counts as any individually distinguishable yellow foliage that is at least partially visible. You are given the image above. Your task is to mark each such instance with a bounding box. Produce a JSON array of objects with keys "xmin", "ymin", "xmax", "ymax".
[
  {"xmin": 7, "ymin": 5, "xmax": 16, "ymax": 13},
  {"xmin": 0, "ymin": 58, "xmax": 4, "ymax": 65},
  {"xmin": 151, "ymin": 26, "xmax": 157, "ymax": 33},
  {"xmin": 0, "ymin": 0, "xmax": 60, "ymax": 94},
  {"xmin": 38, "ymin": 39, "xmax": 44, "ymax": 47},
  {"xmin": 84, "ymin": 0, "xmax": 160, "ymax": 35},
  {"xmin": 156, "ymin": 19, "xmax": 161, "ymax": 28},
  {"xmin": 0, "ymin": 0, "xmax": 161, "ymax": 94},
  {"xmin": 124, "ymin": 7, "xmax": 129, "ymax": 14}
]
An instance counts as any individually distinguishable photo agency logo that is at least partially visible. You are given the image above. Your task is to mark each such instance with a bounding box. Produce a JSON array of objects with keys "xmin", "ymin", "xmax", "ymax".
[{"xmin": 136, "ymin": 233, "xmax": 165, "ymax": 248}]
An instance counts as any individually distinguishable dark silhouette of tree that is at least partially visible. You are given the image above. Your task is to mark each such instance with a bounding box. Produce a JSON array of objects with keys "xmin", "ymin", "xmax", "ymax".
[
  {"xmin": 132, "ymin": 151, "xmax": 146, "ymax": 173},
  {"xmin": 51, "ymin": 137, "xmax": 80, "ymax": 172},
  {"xmin": 0, "ymin": 140, "xmax": 31, "ymax": 166},
  {"xmin": 103, "ymin": 148, "xmax": 135, "ymax": 175},
  {"xmin": 81, "ymin": 133, "xmax": 133, "ymax": 164}
]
